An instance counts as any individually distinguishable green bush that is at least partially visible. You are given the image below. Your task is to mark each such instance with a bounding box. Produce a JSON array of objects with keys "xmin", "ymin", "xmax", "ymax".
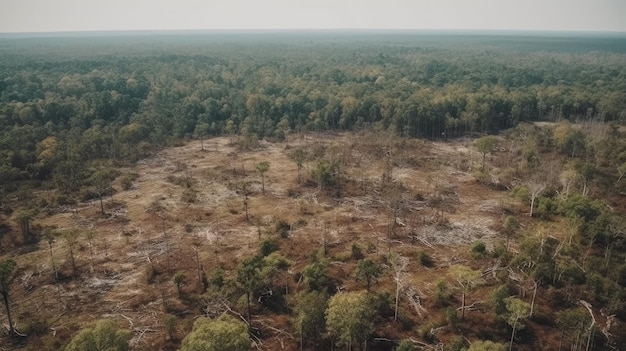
[
  {"xmin": 351, "ymin": 243, "xmax": 364, "ymax": 260},
  {"xmin": 471, "ymin": 241, "xmax": 487, "ymax": 258},
  {"xmin": 417, "ymin": 251, "xmax": 434, "ymax": 267},
  {"xmin": 259, "ymin": 238, "xmax": 280, "ymax": 257}
]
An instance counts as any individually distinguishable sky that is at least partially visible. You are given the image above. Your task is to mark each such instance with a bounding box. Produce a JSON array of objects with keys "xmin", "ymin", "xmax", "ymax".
[{"xmin": 1, "ymin": 0, "xmax": 625, "ymax": 33}]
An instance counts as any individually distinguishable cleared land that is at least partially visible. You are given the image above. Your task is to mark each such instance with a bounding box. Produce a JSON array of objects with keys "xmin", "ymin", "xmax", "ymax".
[{"xmin": 1, "ymin": 133, "xmax": 558, "ymax": 349}]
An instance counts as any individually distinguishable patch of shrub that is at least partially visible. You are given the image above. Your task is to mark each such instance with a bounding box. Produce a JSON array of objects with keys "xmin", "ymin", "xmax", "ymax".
[
  {"xmin": 260, "ymin": 238, "xmax": 280, "ymax": 257},
  {"xmin": 209, "ymin": 269, "xmax": 224, "ymax": 288},
  {"xmin": 444, "ymin": 336, "xmax": 467, "ymax": 351},
  {"xmin": 435, "ymin": 279, "xmax": 451, "ymax": 307},
  {"xmin": 53, "ymin": 194, "xmax": 76, "ymax": 206},
  {"xmin": 471, "ymin": 241, "xmax": 487, "ymax": 258},
  {"xmin": 418, "ymin": 322, "xmax": 439, "ymax": 344},
  {"xmin": 181, "ymin": 188, "xmax": 197, "ymax": 203},
  {"xmin": 275, "ymin": 219, "xmax": 291, "ymax": 238},
  {"xmin": 119, "ymin": 173, "xmax": 138, "ymax": 190},
  {"xmin": 444, "ymin": 307, "xmax": 459, "ymax": 328},
  {"xmin": 417, "ymin": 251, "xmax": 434, "ymax": 267},
  {"xmin": 351, "ymin": 242, "xmax": 364, "ymax": 260}
]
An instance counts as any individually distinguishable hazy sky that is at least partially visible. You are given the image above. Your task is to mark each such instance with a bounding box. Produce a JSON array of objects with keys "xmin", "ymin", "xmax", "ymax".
[{"xmin": 1, "ymin": 0, "xmax": 625, "ymax": 33}]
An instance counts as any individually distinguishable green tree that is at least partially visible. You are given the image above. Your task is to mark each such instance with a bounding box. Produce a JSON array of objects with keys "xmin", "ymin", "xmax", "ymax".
[
  {"xmin": 355, "ymin": 258, "xmax": 383, "ymax": 291},
  {"xmin": 302, "ymin": 258, "xmax": 330, "ymax": 292},
  {"xmin": 163, "ymin": 314, "xmax": 177, "ymax": 340},
  {"xmin": 503, "ymin": 216, "xmax": 519, "ymax": 251},
  {"xmin": 255, "ymin": 161, "xmax": 270, "ymax": 193},
  {"xmin": 556, "ymin": 307, "xmax": 592, "ymax": 351},
  {"xmin": 174, "ymin": 272, "xmax": 186, "ymax": 297},
  {"xmin": 179, "ymin": 314, "xmax": 250, "ymax": 351},
  {"xmin": 65, "ymin": 319, "xmax": 131, "ymax": 351},
  {"xmin": 474, "ymin": 135, "xmax": 498, "ymax": 171},
  {"xmin": 236, "ymin": 256, "xmax": 263, "ymax": 325},
  {"xmin": 466, "ymin": 340, "xmax": 507, "ymax": 351},
  {"xmin": 503, "ymin": 297, "xmax": 531, "ymax": 351},
  {"xmin": 294, "ymin": 290, "xmax": 328, "ymax": 350},
  {"xmin": 449, "ymin": 265, "xmax": 483, "ymax": 320},
  {"xmin": 326, "ymin": 291, "xmax": 375, "ymax": 351},
  {"xmin": 313, "ymin": 160, "xmax": 340, "ymax": 190},
  {"xmin": 491, "ymin": 284, "xmax": 511, "ymax": 316},
  {"xmin": 88, "ymin": 169, "xmax": 118, "ymax": 215},
  {"xmin": 12, "ymin": 207, "xmax": 37, "ymax": 243},
  {"xmin": 194, "ymin": 122, "xmax": 210, "ymax": 151},
  {"xmin": 288, "ymin": 148, "xmax": 306, "ymax": 184},
  {"xmin": 0, "ymin": 259, "xmax": 17, "ymax": 335}
]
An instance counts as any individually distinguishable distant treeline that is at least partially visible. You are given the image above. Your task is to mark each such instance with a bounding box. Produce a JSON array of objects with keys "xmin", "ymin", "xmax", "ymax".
[{"xmin": 1, "ymin": 32, "xmax": 625, "ymax": 186}]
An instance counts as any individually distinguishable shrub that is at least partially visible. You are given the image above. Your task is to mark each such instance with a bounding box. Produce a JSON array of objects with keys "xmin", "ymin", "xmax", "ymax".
[
  {"xmin": 471, "ymin": 241, "xmax": 487, "ymax": 258},
  {"xmin": 396, "ymin": 339, "xmax": 416, "ymax": 351},
  {"xmin": 444, "ymin": 306, "xmax": 459, "ymax": 327},
  {"xmin": 435, "ymin": 279, "xmax": 451, "ymax": 307},
  {"xmin": 181, "ymin": 188, "xmax": 197, "ymax": 203},
  {"xmin": 259, "ymin": 238, "xmax": 280, "ymax": 257},
  {"xmin": 275, "ymin": 219, "xmax": 291, "ymax": 238},
  {"xmin": 209, "ymin": 269, "xmax": 224, "ymax": 288},
  {"xmin": 417, "ymin": 251, "xmax": 434, "ymax": 267},
  {"xmin": 351, "ymin": 243, "xmax": 364, "ymax": 260}
]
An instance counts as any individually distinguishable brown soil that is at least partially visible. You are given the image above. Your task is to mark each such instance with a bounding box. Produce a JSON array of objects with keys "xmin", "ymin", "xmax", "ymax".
[{"xmin": 0, "ymin": 134, "xmax": 552, "ymax": 350}]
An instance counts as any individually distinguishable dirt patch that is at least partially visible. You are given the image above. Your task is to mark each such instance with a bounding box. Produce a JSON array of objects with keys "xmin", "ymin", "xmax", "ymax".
[{"xmin": 6, "ymin": 134, "xmax": 514, "ymax": 350}]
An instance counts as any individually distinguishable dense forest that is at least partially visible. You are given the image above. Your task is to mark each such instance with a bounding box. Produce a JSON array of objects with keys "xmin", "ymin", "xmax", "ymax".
[
  {"xmin": 1, "ymin": 31, "xmax": 626, "ymax": 351},
  {"xmin": 1, "ymin": 31, "xmax": 625, "ymax": 188}
]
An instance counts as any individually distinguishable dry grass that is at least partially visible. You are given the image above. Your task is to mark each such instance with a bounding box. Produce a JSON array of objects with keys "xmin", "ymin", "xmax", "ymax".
[{"xmin": 2, "ymin": 133, "xmax": 523, "ymax": 350}]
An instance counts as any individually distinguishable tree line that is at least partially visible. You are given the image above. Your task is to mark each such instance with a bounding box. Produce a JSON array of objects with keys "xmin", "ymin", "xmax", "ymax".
[{"xmin": 1, "ymin": 32, "xmax": 625, "ymax": 193}]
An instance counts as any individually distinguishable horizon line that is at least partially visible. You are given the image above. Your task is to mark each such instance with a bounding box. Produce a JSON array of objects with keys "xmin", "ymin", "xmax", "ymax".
[{"xmin": 2, "ymin": 28, "xmax": 626, "ymax": 37}]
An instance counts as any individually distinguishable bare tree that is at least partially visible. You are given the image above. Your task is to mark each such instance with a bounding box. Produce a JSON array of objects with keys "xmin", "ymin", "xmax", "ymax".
[
  {"xmin": 63, "ymin": 230, "xmax": 81, "ymax": 280},
  {"xmin": 43, "ymin": 230, "xmax": 58, "ymax": 280},
  {"xmin": 389, "ymin": 252, "xmax": 408, "ymax": 321},
  {"xmin": 526, "ymin": 180, "xmax": 546, "ymax": 217},
  {"xmin": 0, "ymin": 259, "xmax": 17, "ymax": 335}
]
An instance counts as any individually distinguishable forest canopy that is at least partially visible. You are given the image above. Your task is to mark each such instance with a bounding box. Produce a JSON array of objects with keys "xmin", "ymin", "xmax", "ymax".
[{"xmin": 1, "ymin": 31, "xmax": 625, "ymax": 187}]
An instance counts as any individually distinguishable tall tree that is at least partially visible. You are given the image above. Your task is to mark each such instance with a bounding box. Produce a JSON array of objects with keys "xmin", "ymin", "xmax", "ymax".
[
  {"xmin": 174, "ymin": 272, "xmax": 186, "ymax": 297},
  {"xmin": 450, "ymin": 265, "xmax": 483, "ymax": 320},
  {"xmin": 288, "ymin": 148, "xmax": 306, "ymax": 184},
  {"xmin": 294, "ymin": 290, "xmax": 328, "ymax": 350},
  {"xmin": 65, "ymin": 319, "xmax": 132, "ymax": 351},
  {"xmin": 88, "ymin": 169, "xmax": 117, "ymax": 215},
  {"xmin": 236, "ymin": 256, "xmax": 263, "ymax": 326},
  {"xmin": 526, "ymin": 180, "xmax": 547, "ymax": 218},
  {"xmin": 302, "ymin": 258, "xmax": 330, "ymax": 292},
  {"xmin": 255, "ymin": 161, "xmax": 270, "ymax": 193},
  {"xmin": 43, "ymin": 230, "xmax": 58, "ymax": 280},
  {"xmin": 0, "ymin": 259, "xmax": 17, "ymax": 335},
  {"xmin": 179, "ymin": 315, "xmax": 250, "ymax": 351},
  {"xmin": 389, "ymin": 252, "xmax": 408, "ymax": 321},
  {"xmin": 356, "ymin": 258, "xmax": 383, "ymax": 291},
  {"xmin": 12, "ymin": 207, "xmax": 37, "ymax": 243},
  {"xmin": 504, "ymin": 297, "xmax": 531, "ymax": 351},
  {"xmin": 325, "ymin": 291, "xmax": 375, "ymax": 351},
  {"xmin": 63, "ymin": 230, "xmax": 81, "ymax": 280},
  {"xmin": 194, "ymin": 122, "xmax": 210, "ymax": 151},
  {"xmin": 474, "ymin": 135, "xmax": 498, "ymax": 171}
]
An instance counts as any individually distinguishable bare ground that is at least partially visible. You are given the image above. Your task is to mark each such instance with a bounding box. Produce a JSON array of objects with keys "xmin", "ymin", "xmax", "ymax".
[{"xmin": 4, "ymin": 134, "xmax": 512, "ymax": 350}]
